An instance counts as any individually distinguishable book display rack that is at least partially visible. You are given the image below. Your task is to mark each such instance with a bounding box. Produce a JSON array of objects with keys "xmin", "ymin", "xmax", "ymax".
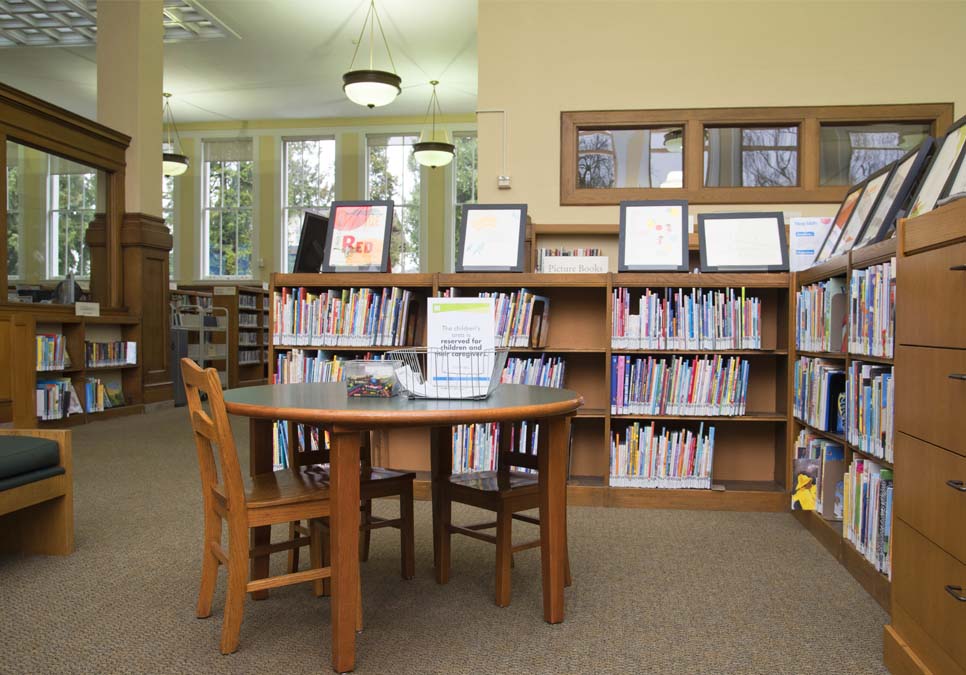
[{"xmin": 791, "ymin": 236, "xmax": 898, "ymax": 611}]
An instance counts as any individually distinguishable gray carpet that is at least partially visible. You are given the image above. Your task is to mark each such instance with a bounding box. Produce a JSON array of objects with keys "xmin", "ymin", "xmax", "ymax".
[{"xmin": 0, "ymin": 407, "xmax": 889, "ymax": 674}]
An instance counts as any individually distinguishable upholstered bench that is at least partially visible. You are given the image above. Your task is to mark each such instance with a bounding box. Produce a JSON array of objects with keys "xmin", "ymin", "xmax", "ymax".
[{"xmin": 0, "ymin": 429, "xmax": 73, "ymax": 555}]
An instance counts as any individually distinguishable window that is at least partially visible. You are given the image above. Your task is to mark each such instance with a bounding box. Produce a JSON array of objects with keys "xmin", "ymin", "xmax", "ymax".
[
  {"xmin": 6, "ymin": 141, "xmax": 19, "ymax": 278},
  {"xmin": 203, "ymin": 139, "xmax": 254, "ymax": 278},
  {"xmin": 577, "ymin": 127, "xmax": 683, "ymax": 189},
  {"xmin": 162, "ymin": 174, "xmax": 175, "ymax": 276},
  {"xmin": 820, "ymin": 122, "xmax": 931, "ymax": 185},
  {"xmin": 705, "ymin": 126, "xmax": 799, "ymax": 187},
  {"xmin": 48, "ymin": 156, "xmax": 97, "ymax": 278},
  {"xmin": 453, "ymin": 132, "xmax": 478, "ymax": 268},
  {"xmin": 282, "ymin": 137, "xmax": 335, "ymax": 272},
  {"xmin": 366, "ymin": 134, "xmax": 420, "ymax": 272},
  {"xmin": 561, "ymin": 104, "xmax": 952, "ymax": 204}
]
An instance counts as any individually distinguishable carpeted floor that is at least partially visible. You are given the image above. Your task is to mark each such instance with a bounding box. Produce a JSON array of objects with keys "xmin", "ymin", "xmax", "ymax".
[{"xmin": 0, "ymin": 407, "xmax": 889, "ymax": 674}]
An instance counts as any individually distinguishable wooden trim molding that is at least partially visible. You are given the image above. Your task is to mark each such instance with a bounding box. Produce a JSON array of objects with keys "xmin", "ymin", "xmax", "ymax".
[{"xmin": 561, "ymin": 103, "xmax": 954, "ymax": 206}]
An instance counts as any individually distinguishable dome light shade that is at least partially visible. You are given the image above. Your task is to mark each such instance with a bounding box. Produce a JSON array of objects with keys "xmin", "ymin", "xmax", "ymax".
[
  {"xmin": 343, "ymin": 70, "xmax": 402, "ymax": 109},
  {"xmin": 343, "ymin": 1, "xmax": 401, "ymax": 109},
  {"xmin": 663, "ymin": 128, "xmax": 683, "ymax": 152},
  {"xmin": 163, "ymin": 152, "xmax": 189, "ymax": 177},
  {"xmin": 412, "ymin": 81, "xmax": 454, "ymax": 168}
]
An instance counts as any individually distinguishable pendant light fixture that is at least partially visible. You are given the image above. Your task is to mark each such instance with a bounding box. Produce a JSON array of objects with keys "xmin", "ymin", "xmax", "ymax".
[
  {"xmin": 162, "ymin": 93, "xmax": 189, "ymax": 177},
  {"xmin": 342, "ymin": 0, "xmax": 401, "ymax": 109},
  {"xmin": 413, "ymin": 80, "xmax": 455, "ymax": 168}
]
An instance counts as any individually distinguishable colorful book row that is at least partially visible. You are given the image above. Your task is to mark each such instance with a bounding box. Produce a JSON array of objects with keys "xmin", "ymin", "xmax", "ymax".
[
  {"xmin": 848, "ymin": 259, "xmax": 896, "ymax": 358},
  {"xmin": 609, "ymin": 422, "xmax": 715, "ymax": 489},
  {"xmin": 36, "ymin": 333, "xmax": 68, "ymax": 371},
  {"xmin": 792, "ymin": 429, "xmax": 845, "ymax": 519},
  {"xmin": 611, "ymin": 287, "xmax": 762, "ymax": 351},
  {"xmin": 610, "ymin": 355, "xmax": 749, "ymax": 416},
  {"xmin": 85, "ymin": 341, "xmax": 137, "ymax": 368},
  {"xmin": 272, "ymin": 352, "xmax": 386, "ymax": 384},
  {"xmin": 844, "ymin": 457, "xmax": 893, "ymax": 578},
  {"xmin": 795, "ymin": 278, "xmax": 846, "ymax": 353},
  {"xmin": 793, "ymin": 357, "xmax": 845, "ymax": 434},
  {"xmin": 846, "ymin": 362, "xmax": 894, "ymax": 463},
  {"xmin": 83, "ymin": 377, "xmax": 124, "ymax": 413},
  {"xmin": 441, "ymin": 288, "xmax": 550, "ymax": 349},
  {"xmin": 273, "ymin": 286, "xmax": 415, "ymax": 347},
  {"xmin": 35, "ymin": 378, "xmax": 79, "ymax": 420}
]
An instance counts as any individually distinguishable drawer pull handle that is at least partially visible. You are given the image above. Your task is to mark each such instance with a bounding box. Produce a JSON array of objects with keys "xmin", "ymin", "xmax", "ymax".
[
  {"xmin": 946, "ymin": 585, "xmax": 966, "ymax": 602},
  {"xmin": 948, "ymin": 479, "xmax": 966, "ymax": 492},
  {"xmin": 950, "ymin": 374, "xmax": 966, "ymax": 382},
  {"xmin": 951, "ymin": 264, "xmax": 966, "ymax": 271}
]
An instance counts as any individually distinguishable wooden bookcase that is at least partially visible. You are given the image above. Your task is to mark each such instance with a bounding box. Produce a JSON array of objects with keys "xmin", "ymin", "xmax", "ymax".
[
  {"xmin": 20, "ymin": 310, "xmax": 144, "ymax": 428},
  {"xmin": 790, "ymin": 238, "xmax": 897, "ymax": 612},
  {"xmin": 270, "ymin": 270, "xmax": 791, "ymax": 512}
]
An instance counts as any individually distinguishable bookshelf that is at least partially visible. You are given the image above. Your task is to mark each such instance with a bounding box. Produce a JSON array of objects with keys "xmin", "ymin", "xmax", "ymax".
[
  {"xmin": 23, "ymin": 311, "xmax": 144, "ymax": 428},
  {"xmin": 791, "ymin": 238, "xmax": 896, "ymax": 612},
  {"xmin": 269, "ymin": 271, "xmax": 791, "ymax": 511}
]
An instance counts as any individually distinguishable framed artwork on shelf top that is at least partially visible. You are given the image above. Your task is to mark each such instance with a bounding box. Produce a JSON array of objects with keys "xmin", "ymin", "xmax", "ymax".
[
  {"xmin": 854, "ymin": 138, "xmax": 934, "ymax": 248},
  {"xmin": 815, "ymin": 182, "xmax": 864, "ymax": 263},
  {"xmin": 456, "ymin": 204, "xmax": 528, "ymax": 272},
  {"xmin": 940, "ymin": 126, "xmax": 966, "ymax": 203},
  {"xmin": 907, "ymin": 114, "xmax": 966, "ymax": 219},
  {"xmin": 829, "ymin": 162, "xmax": 895, "ymax": 257},
  {"xmin": 321, "ymin": 200, "xmax": 394, "ymax": 273},
  {"xmin": 618, "ymin": 200, "xmax": 689, "ymax": 271},
  {"xmin": 698, "ymin": 211, "xmax": 788, "ymax": 272}
]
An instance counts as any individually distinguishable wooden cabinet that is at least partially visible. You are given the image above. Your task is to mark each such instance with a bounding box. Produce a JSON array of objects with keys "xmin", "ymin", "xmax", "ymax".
[{"xmin": 886, "ymin": 201, "xmax": 966, "ymax": 675}]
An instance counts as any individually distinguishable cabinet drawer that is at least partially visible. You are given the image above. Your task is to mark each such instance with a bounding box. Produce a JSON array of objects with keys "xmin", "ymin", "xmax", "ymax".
[
  {"xmin": 897, "ymin": 240, "xmax": 966, "ymax": 349},
  {"xmin": 893, "ymin": 519, "xmax": 966, "ymax": 668},
  {"xmin": 895, "ymin": 432, "xmax": 966, "ymax": 564},
  {"xmin": 895, "ymin": 346, "xmax": 966, "ymax": 457}
]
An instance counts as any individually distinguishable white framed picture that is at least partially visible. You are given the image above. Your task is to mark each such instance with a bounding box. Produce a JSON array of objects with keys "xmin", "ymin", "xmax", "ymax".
[
  {"xmin": 456, "ymin": 204, "xmax": 527, "ymax": 272},
  {"xmin": 618, "ymin": 200, "xmax": 688, "ymax": 272},
  {"xmin": 698, "ymin": 212, "xmax": 789, "ymax": 272}
]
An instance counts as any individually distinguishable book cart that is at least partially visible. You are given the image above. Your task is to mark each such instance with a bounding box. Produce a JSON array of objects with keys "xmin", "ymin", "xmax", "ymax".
[
  {"xmin": 791, "ymin": 237, "xmax": 898, "ymax": 611},
  {"xmin": 268, "ymin": 265, "xmax": 792, "ymax": 511}
]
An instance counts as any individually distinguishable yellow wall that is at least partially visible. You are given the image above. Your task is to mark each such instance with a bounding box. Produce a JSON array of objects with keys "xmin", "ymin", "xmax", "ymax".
[
  {"xmin": 477, "ymin": 0, "xmax": 966, "ymax": 225},
  {"xmin": 170, "ymin": 114, "xmax": 475, "ymax": 282}
]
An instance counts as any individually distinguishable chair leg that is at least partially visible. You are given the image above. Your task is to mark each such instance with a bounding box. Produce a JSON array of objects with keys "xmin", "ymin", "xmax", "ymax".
[
  {"xmin": 220, "ymin": 525, "xmax": 248, "ymax": 655},
  {"xmin": 564, "ymin": 510, "xmax": 572, "ymax": 588},
  {"xmin": 356, "ymin": 573, "xmax": 363, "ymax": 632},
  {"xmin": 288, "ymin": 520, "xmax": 301, "ymax": 573},
  {"xmin": 320, "ymin": 520, "xmax": 331, "ymax": 597},
  {"xmin": 435, "ymin": 487, "xmax": 452, "ymax": 585},
  {"xmin": 495, "ymin": 506, "xmax": 513, "ymax": 607},
  {"xmin": 309, "ymin": 520, "xmax": 325, "ymax": 598},
  {"xmin": 359, "ymin": 500, "xmax": 372, "ymax": 562},
  {"xmin": 196, "ymin": 508, "xmax": 222, "ymax": 619},
  {"xmin": 400, "ymin": 482, "xmax": 415, "ymax": 580}
]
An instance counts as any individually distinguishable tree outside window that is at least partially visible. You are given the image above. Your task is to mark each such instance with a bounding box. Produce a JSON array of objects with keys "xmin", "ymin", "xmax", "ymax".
[
  {"xmin": 283, "ymin": 137, "xmax": 335, "ymax": 272},
  {"xmin": 6, "ymin": 159, "xmax": 19, "ymax": 278},
  {"xmin": 366, "ymin": 134, "xmax": 420, "ymax": 272},
  {"xmin": 162, "ymin": 174, "xmax": 175, "ymax": 276},
  {"xmin": 453, "ymin": 132, "xmax": 477, "ymax": 267},
  {"xmin": 203, "ymin": 139, "xmax": 254, "ymax": 278}
]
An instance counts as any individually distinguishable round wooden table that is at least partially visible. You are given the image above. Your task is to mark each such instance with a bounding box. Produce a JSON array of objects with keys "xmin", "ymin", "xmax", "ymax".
[{"xmin": 222, "ymin": 382, "xmax": 583, "ymax": 673}]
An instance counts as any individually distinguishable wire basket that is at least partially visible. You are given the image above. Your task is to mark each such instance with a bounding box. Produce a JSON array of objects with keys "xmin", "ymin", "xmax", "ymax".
[{"xmin": 386, "ymin": 348, "xmax": 509, "ymax": 400}]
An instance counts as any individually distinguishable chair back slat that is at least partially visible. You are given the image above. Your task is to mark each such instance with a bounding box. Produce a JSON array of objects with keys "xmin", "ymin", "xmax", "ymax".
[{"xmin": 181, "ymin": 358, "xmax": 246, "ymax": 510}]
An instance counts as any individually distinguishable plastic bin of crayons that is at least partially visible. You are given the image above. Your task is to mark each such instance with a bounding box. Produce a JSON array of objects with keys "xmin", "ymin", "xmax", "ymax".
[{"xmin": 344, "ymin": 360, "xmax": 402, "ymax": 398}]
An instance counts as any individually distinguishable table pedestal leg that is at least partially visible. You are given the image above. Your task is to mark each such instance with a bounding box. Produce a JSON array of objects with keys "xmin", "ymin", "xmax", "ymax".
[
  {"xmin": 430, "ymin": 426, "xmax": 452, "ymax": 579},
  {"xmin": 249, "ymin": 418, "xmax": 273, "ymax": 601},
  {"xmin": 538, "ymin": 415, "xmax": 570, "ymax": 624},
  {"xmin": 330, "ymin": 429, "xmax": 360, "ymax": 673}
]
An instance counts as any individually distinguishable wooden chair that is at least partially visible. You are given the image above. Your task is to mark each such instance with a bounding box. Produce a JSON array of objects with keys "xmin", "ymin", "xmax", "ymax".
[
  {"xmin": 181, "ymin": 358, "xmax": 359, "ymax": 655},
  {"xmin": 285, "ymin": 426, "xmax": 415, "ymax": 591},
  {"xmin": 433, "ymin": 421, "xmax": 571, "ymax": 607}
]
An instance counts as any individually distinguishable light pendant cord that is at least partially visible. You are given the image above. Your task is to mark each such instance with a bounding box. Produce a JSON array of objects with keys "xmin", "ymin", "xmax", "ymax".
[{"xmin": 348, "ymin": 0, "xmax": 397, "ymax": 74}]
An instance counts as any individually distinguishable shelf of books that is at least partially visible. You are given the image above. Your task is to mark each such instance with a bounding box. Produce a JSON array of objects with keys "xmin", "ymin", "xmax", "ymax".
[
  {"xmin": 268, "ymin": 272, "xmax": 792, "ymax": 511},
  {"xmin": 791, "ymin": 239, "xmax": 896, "ymax": 611},
  {"xmin": 30, "ymin": 313, "xmax": 143, "ymax": 428}
]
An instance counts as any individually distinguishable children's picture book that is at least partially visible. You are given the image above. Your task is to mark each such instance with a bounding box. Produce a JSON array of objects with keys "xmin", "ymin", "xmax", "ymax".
[{"xmin": 791, "ymin": 457, "xmax": 820, "ymax": 510}]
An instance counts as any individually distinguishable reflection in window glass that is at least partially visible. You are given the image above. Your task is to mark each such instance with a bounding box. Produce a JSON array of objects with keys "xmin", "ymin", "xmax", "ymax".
[
  {"xmin": 283, "ymin": 137, "xmax": 335, "ymax": 272},
  {"xmin": 48, "ymin": 160, "xmax": 97, "ymax": 278},
  {"xmin": 453, "ymin": 132, "xmax": 478, "ymax": 269},
  {"xmin": 577, "ymin": 127, "xmax": 683, "ymax": 189},
  {"xmin": 820, "ymin": 123, "xmax": 930, "ymax": 185},
  {"xmin": 366, "ymin": 134, "xmax": 420, "ymax": 272},
  {"xmin": 6, "ymin": 142, "xmax": 19, "ymax": 278},
  {"xmin": 704, "ymin": 126, "xmax": 798, "ymax": 187},
  {"xmin": 162, "ymin": 174, "xmax": 175, "ymax": 276}
]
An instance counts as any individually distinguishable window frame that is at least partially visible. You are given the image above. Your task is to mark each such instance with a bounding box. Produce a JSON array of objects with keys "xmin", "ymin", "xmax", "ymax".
[
  {"xmin": 199, "ymin": 137, "xmax": 257, "ymax": 280},
  {"xmin": 451, "ymin": 130, "xmax": 478, "ymax": 272},
  {"xmin": 279, "ymin": 135, "xmax": 337, "ymax": 273},
  {"xmin": 560, "ymin": 103, "xmax": 953, "ymax": 205},
  {"xmin": 47, "ymin": 165, "xmax": 97, "ymax": 280},
  {"xmin": 364, "ymin": 132, "xmax": 423, "ymax": 273}
]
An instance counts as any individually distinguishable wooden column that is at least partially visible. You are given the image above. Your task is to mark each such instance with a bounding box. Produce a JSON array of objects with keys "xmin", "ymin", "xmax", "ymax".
[{"xmin": 122, "ymin": 214, "xmax": 172, "ymax": 403}]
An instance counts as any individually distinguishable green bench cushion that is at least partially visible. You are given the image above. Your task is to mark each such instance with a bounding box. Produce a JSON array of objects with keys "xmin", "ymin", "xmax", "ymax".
[
  {"xmin": 0, "ymin": 465, "xmax": 65, "ymax": 491},
  {"xmin": 0, "ymin": 436, "xmax": 61, "ymax": 481}
]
